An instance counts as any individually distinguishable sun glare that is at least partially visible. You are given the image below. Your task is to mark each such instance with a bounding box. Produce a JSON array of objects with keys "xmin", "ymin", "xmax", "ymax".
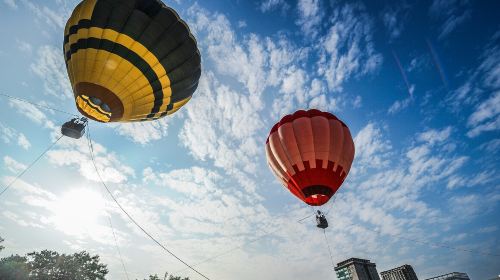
[{"xmin": 50, "ymin": 188, "xmax": 106, "ymax": 237}]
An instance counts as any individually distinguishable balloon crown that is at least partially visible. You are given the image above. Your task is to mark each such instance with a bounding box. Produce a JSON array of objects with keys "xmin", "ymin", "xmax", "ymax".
[{"xmin": 266, "ymin": 109, "xmax": 347, "ymax": 144}]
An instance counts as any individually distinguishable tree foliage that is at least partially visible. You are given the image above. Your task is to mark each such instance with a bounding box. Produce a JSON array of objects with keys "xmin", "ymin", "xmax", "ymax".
[
  {"xmin": 144, "ymin": 273, "xmax": 190, "ymax": 280},
  {"xmin": 0, "ymin": 236, "xmax": 189, "ymax": 280},
  {"xmin": 0, "ymin": 255, "xmax": 29, "ymax": 280},
  {"xmin": 0, "ymin": 248, "xmax": 108, "ymax": 280}
]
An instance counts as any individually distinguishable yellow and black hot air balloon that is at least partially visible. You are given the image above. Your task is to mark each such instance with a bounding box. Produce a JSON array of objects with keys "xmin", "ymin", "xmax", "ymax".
[{"xmin": 63, "ymin": 0, "xmax": 201, "ymax": 123}]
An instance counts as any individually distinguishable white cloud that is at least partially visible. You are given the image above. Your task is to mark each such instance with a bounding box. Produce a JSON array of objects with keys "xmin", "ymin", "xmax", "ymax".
[
  {"xmin": 3, "ymin": 210, "xmax": 43, "ymax": 228},
  {"xmin": 8, "ymin": 99, "xmax": 56, "ymax": 130},
  {"xmin": 448, "ymin": 193, "xmax": 499, "ymax": 220},
  {"xmin": 188, "ymin": 8, "xmax": 307, "ymax": 117},
  {"xmin": 259, "ymin": 0, "xmax": 289, "ymax": 13},
  {"xmin": 186, "ymin": 5, "xmax": 299, "ymax": 176},
  {"xmin": 467, "ymin": 91, "xmax": 500, "ymax": 126},
  {"xmin": 1, "ymin": 176, "xmax": 56, "ymax": 200},
  {"xmin": 405, "ymin": 144, "xmax": 468, "ymax": 182},
  {"xmin": 237, "ymin": 20, "xmax": 247, "ymax": 28},
  {"xmin": 477, "ymin": 44, "xmax": 500, "ymax": 89},
  {"xmin": 17, "ymin": 133, "xmax": 31, "ymax": 150},
  {"xmin": 179, "ymin": 72, "xmax": 263, "ymax": 178},
  {"xmin": 271, "ymin": 66, "xmax": 311, "ymax": 116},
  {"xmin": 478, "ymin": 226, "xmax": 497, "ymax": 234},
  {"xmin": 439, "ymin": 10, "xmax": 470, "ymax": 39},
  {"xmin": 281, "ymin": 68, "xmax": 307, "ymax": 95},
  {"xmin": 248, "ymin": 3, "xmax": 383, "ymax": 117},
  {"xmin": 354, "ymin": 123, "xmax": 392, "ymax": 172},
  {"xmin": 382, "ymin": 10, "xmax": 400, "ymax": 39},
  {"xmin": 143, "ymin": 166, "xmax": 220, "ymax": 198},
  {"xmin": 349, "ymin": 124, "xmax": 473, "ymax": 237},
  {"xmin": 382, "ymin": 4, "xmax": 410, "ymax": 40},
  {"xmin": 47, "ymin": 139, "xmax": 134, "ymax": 184},
  {"xmin": 0, "ymin": 122, "xmax": 31, "ymax": 150},
  {"xmin": 3, "ymin": 156, "xmax": 26, "ymax": 174},
  {"xmin": 45, "ymin": 188, "xmax": 116, "ymax": 243},
  {"xmin": 446, "ymin": 170, "xmax": 497, "ymax": 190},
  {"xmin": 113, "ymin": 192, "xmax": 174, "ymax": 245},
  {"xmin": 188, "ymin": 3, "xmax": 350, "ymax": 123},
  {"xmin": 317, "ymin": 3, "xmax": 382, "ymax": 92},
  {"xmin": 267, "ymin": 40, "xmax": 312, "ymax": 116},
  {"xmin": 447, "ymin": 35, "xmax": 499, "ymax": 114},
  {"xmin": 417, "ymin": 126, "xmax": 452, "ymax": 145},
  {"xmin": 407, "ymin": 55, "xmax": 429, "ymax": 73},
  {"xmin": 31, "ymin": 45, "xmax": 73, "ymax": 100},
  {"xmin": 471, "ymin": 170, "xmax": 495, "ymax": 187},
  {"xmin": 442, "ymin": 233, "xmax": 468, "ymax": 243},
  {"xmin": 0, "ymin": 176, "xmax": 120, "ymax": 245},
  {"xmin": 0, "ymin": 122, "xmax": 17, "ymax": 144},
  {"xmin": 479, "ymin": 138, "xmax": 500, "ymax": 154},
  {"xmin": 447, "ymin": 81, "xmax": 475, "ymax": 110},
  {"xmin": 353, "ymin": 95, "xmax": 362, "ymax": 108},
  {"xmin": 467, "ymin": 115, "xmax": 500, "ymax": 137},
  {"xmin": 467, "ymin": 91, "xmax": 500, "ymax": 137},
  {"xmin": 388, "ymin": 96, "xmax": 413, "ymax": 115},
  {"xmin": 20, "ymin": 0, "xmax": 68, "ymax": 29},
  {"xmin": 1, "ymin": 2, "xmax": 496, "ymax": 279},
  {"xmin": 3, "ymin": 0, "xmax": 17, "ymax": 9},
  {"xmin": 266, "ymin": 38, "xmax": 307, "ymax": 88},
  {"xmin": 114, "ymin": 119, "xmax": 169, "ymax": 145},
  {"xmin": 296, "ymin": 0, "xmax": 322, "ymax": 37},
  {"xmin": 188, "ymin": 7, "xmax": 266, "ymax": 104},
  {"xmin": 429, "ymin": 0, "xmax": 471, "ymax": 39},
  {"xmin": 16, "ymin": 39, "xmax": 32, "ymax": 53}
]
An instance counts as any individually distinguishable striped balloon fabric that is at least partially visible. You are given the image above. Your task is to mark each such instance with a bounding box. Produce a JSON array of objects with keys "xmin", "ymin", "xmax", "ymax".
[
  {"xmin": 64, "ymin": 0, "xmax": 201, "ymax": 122},
  {"xmin": 266, "ymin": 109, "xmax": 355, "ymax": 206}
]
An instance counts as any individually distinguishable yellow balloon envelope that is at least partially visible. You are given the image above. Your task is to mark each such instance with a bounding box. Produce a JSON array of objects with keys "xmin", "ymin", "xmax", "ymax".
[{"xmin": 64, "ymin": 0, "xmax": 201, "ymax": 122}]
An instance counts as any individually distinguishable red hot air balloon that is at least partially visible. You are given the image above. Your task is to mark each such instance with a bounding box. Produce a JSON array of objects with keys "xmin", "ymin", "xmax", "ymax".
[{"xmin": 265, "ymin": 109, "xmax": 355, "ymax": 206}]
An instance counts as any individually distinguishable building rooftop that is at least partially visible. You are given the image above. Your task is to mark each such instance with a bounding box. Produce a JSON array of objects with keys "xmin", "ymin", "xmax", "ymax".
[
  {"xmin": 425, "ymin": 272, "xmax": 469, "ymax": 280},
  {"xmin": 336, "ymin": 258, "xmax": 375, "ymax": 268},
  {"xmin": 381, "ymin": 264, "xmax": 414, "ymax": 274}
]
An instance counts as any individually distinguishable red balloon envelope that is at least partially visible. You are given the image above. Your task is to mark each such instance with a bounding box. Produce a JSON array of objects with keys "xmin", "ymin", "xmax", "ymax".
[{"xmin": 265, "ymin": 109, "xmax": 355, "ymax": 206}]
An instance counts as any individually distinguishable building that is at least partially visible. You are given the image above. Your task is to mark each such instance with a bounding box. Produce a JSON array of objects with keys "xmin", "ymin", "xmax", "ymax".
[
  {"xmin": 380, "ymin": 265, "xmax": 418, "ymax": 280},
  {"xmin": 424, "ymin": 272, "xmax": 470, "ymax": 280},
  {"xmin": 335, "ymin": 258, "xmax": 381, "ymax": 280}
]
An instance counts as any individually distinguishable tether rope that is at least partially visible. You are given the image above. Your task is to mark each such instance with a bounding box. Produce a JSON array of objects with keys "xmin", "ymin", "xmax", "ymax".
[
  {"xmin": 85, "ymin": 124, "xmax": 212, "ymax": 280},
  {"xmin": 323, "ymin": 229, "xmax": 335, "ymax": 268},
  {"xmin": 107, "ymin": 216, "xmax": 130, "ymax": 280},
  {"xmin": 0, "ymin": 92, "xmax": 77, "ymax": 116},
  {"xmin": 0, "ymin": 135, "xmax": 63, "ymax": 198}
]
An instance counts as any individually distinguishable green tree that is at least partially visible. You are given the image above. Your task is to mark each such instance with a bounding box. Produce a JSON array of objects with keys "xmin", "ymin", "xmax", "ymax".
[
  {"xmin": 0, "ymin": 255, "xmax": 29, "ymax": 280},
  {"xmin": 143, "ymin": 273, "xmax": 190, "ymax": 280},
  {"xmin": 0, "ymin": 248, "xmax": 108, "ymax": 280},
  {"xmin": 0, "ymin": 236, "xmax": 4, "ymax": 252}
]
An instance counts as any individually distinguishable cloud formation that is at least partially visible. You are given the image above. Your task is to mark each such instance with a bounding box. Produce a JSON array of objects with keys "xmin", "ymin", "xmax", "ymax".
[
  {"xmin": 3, "ymin": 156, "xmax": 27, "ymax": 174},
  {"xmin": 0, "ymin": 122, "xmax": 31, "ymax": 150},
  {"xmin": 47, "ymin": 138, "xmax": 135, "ymax": 184},
  {"xmin": 317, "ymin": 3, "xmax": 383, "ymax": 92},
  {"xmin": 259, "ymin": 0, "xmax": 289, "ymax": 13},
  {"xmin": 429, "ymin": 0, "xmax": 471, "ymax": 39},
  {"xmin": 31, "ymin": 45, "xmax": 73, "ymax": 100},
  {"xmin": 1, "ymin": 1, "xmax": 499, "ymax": 279}
]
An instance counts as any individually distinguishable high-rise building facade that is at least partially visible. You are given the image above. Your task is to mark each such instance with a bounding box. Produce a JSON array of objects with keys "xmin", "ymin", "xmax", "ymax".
[
  {"xmin": 335, "ymin": 258, "xmax": 381, "ymax": 280},
  {"xmin": 424, "ymin": 272, "xmax": 470, "ymax": 280},
  {"xmin": 381, "ymin": 265, "xmax": 418, "ymax": 280}
]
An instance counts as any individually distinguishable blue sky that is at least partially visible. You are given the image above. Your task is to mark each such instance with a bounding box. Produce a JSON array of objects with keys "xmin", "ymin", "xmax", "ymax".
[{"xmin": 0, "ymin": 0, "xmax": 499, "ymax": 279}]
